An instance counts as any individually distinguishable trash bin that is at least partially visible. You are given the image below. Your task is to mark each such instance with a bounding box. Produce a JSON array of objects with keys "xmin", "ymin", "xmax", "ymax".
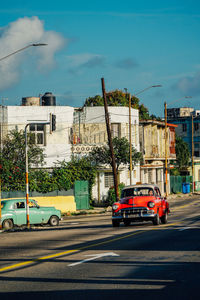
[{"xmin": 182, "ymin": 183, "xmax": 190, "ymax": 194}]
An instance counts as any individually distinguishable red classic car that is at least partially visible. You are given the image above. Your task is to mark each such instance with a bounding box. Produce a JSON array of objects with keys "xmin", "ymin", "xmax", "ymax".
[{"xmin": 112, "ymin": 184, "xmax": 169, "ymax": 227}]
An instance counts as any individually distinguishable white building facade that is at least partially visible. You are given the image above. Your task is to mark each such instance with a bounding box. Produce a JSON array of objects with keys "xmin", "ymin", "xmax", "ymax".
[{"xmin": 1, "ymin": 104, "xmax": 74, "ymax": 168}]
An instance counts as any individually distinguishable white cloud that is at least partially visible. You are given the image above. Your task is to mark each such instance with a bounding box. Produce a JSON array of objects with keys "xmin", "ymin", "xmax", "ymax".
[
  {"xmin": 0, "ymin": 16, "xmax": 66, "ymax": 91},
  {"xmin": 174, "ymin": 71, "xmax": 200, "ymax": 96}
]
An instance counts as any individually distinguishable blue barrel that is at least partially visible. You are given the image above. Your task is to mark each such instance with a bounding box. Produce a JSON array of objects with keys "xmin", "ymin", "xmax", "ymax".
[
  {"xmin": 185, "ymin": 183, "xmax": 190, "ymax": 193},
  {"xmin": 182, "ymin": 183, "xmax": 190, "ymax": 194}
]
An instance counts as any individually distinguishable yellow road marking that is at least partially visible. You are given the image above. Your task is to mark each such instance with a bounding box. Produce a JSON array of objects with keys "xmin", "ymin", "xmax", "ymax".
[{"xmin": 0, "ymin": 250, "xmax": 78, "ymax": 273}]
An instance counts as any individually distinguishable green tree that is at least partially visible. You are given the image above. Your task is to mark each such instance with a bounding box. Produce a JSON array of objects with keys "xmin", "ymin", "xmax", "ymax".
[
  {"xmin": 84, "ymin": 90, "xmax": 149, "ymax": 119},
  {"xmin": 171, "ymin": 135, "xmax": 190, "ymax": 174},
  {"xmin": 0, "ymin": 130, "xmax": 45, "ymax": 191},
  {"xmin": 53, "ymin": 157, "xmax": 97, "ymax": 201},
  {"xmin": 88, "ymin": 137, "xmax": 143, "ymax": 173}
]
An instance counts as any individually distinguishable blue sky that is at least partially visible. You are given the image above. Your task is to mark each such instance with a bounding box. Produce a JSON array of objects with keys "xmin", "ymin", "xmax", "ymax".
[{"xmin": 0, "ymin": 0, "xmax": 200, "ymax": 117}]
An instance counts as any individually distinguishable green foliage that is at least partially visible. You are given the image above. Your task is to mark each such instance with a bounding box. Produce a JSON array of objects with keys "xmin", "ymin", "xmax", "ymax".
[
  {"xmin": 1, "ymin": 130, "xmax": 45, "ymax": 191},
  {"xmin": 1, "ymin": 130, "xmax": 96, "ymax": 199},
  {"xmin": 106, "ymin": 183, "xmax": 125, "ymax": 206},
  {"xmin": 84, "ymin": 89, "xmax": 150, "ymax": 119},
  {"xmin": 53, "ymin": 157, "xmax": 97, "ymax": 201},
  {"xmin": 175, "ymin": 135, "xmax": 190, "ymax": 170},
  {"xmin": 88, "ymin": 137, "xmax": 143, "ymax": 171},
  {"xmin": 170, "ymin": 168, "xmax": 180, "ymax": 176}
]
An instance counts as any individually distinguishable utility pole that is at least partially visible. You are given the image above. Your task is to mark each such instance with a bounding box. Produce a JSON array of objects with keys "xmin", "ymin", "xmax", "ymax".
[
  {"xmin": 129, "ymin": 93, "xmax": 132, "ymax": 185},
  {"xmin": 164, "ymin": 102, "xmax": 168, "ymax": 197},
  {"xmin": 101, "ymin": 78, "xmax": 119, "ymax": 201}
]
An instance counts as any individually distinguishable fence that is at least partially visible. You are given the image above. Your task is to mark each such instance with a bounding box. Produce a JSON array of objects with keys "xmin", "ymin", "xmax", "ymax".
[{"xmin": 170, "ymin": 176, "xmax": 192, "ymax": 194}]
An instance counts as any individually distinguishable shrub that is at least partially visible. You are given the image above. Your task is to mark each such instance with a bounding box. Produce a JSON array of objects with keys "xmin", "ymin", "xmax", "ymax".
[{"xmin": 106, "ymin": 183, "xmax": 125, "ymax": 206}]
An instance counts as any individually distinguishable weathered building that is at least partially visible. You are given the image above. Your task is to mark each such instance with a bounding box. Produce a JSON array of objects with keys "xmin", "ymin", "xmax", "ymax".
[
  {"xmin": 72, "ymin": 106, "xmax": 140, "ymax": 203},
  {"xmin": 139, "ymin": 120, "xmax": 176, "ymax": 194}
]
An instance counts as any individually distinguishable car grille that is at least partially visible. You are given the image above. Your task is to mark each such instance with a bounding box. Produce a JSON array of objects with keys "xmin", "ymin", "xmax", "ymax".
[{"xmin": 120, "ymin": 207, "xmax": 148, "ymax": 215}]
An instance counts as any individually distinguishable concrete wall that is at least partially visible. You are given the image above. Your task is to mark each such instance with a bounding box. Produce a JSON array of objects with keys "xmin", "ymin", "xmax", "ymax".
[
  {"xmin": 33, "ymin": 196, "xmax": 76, "ymax": 213},
  {"xmin": 3, "ymin": 196, "xmax": 77, "ymax": 213}
]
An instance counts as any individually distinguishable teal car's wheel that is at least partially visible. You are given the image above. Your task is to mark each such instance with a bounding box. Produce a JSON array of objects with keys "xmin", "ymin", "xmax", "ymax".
[
  {"xmin": 2, "ymin": 219, "xmax": 14, "ymax": 230},
  {"xmin": 49, "ymin": 216, "xmax": 59, "ymax": 226}
]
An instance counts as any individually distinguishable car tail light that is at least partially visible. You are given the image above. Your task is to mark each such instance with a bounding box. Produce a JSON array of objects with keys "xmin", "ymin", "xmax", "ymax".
[{"xmin": 148, "ymin": 201, "xmax": 155, "ymax": 208}]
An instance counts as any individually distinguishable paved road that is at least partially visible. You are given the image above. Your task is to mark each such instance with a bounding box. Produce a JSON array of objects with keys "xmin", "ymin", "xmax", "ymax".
[{"xmin": 0, "ymin": 196, "xmax": 200, "ymax": 300}]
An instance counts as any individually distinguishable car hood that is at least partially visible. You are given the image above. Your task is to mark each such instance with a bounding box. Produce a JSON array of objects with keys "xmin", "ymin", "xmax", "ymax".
[{"xmin": 133, "ymin": 196, "xmax": 155, "ymax": 206}]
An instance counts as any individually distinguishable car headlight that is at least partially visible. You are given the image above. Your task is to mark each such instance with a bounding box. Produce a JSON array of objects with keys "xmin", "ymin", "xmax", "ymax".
[
  {"xmin": 112, "ymin": 204, "xmax": 119, "ymax": 211},
  {"xmin": 148, "ymin": 201, "xmax": 155, "ymax": 208}
]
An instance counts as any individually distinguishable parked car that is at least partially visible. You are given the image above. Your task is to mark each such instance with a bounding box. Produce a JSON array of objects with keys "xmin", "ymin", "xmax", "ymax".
[
  {"xmin": 1, "ymin": 199, "xmax": 61, "ymax": 230},
  {"xmin": 112, "ymin": 184, "xmax": 169, "ymax": 227}
]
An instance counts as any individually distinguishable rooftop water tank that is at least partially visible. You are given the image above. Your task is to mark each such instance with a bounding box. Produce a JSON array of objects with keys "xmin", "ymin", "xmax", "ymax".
[
  {"xmin": 22, "ymin": 97, "xmax": 40, "ymax": 106},
  {"xmin": 41, "ymin": 92, "xmax": 56, "ymax": 106}
]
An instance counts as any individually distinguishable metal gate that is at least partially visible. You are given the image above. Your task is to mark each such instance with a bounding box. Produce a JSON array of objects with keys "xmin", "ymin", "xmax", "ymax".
[{"xmin": 74, "ymin": 180, "xmax": 89, "ymax": 210}]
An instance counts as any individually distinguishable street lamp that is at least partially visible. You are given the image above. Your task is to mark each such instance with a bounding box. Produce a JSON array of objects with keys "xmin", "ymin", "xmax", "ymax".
[
  {"xmin": 0, "ymin": 43, "xmax": 47, "ymax": 62},
  {"xmin": 135, "ymin": 85, "xmax": 162, "ymax": 96},
  {"xmin": 164, "ymin": 96, "xmax": 192, "ymax": 197},
  {"xmin": 0, "ymin": 42, "xmax": 47, "ymax": 230},
  {"xmin": 126, "ymin": 84, "xmax": 162, "ymax": 185}
]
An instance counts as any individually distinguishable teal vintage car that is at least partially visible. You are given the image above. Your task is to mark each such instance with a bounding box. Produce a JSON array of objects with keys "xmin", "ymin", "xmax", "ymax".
[{"xmin": 1, "ymin": 199, "xmax": 61, "ymax": 230}]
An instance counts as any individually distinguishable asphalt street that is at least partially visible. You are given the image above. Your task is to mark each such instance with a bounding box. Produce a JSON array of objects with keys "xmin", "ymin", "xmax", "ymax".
[{"xmin": 0, "ymin": 194, "xmax": 200, "ymax": 300}]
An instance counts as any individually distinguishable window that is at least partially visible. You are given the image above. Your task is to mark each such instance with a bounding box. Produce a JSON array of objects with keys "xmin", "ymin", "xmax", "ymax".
[
  {"xmin": 104, "ymin": 172, "xmax": 114, "ymax": 188},
  {"xmin": 29, "ymin": 124, "xmax": 45, "ymax": 145},
  {"xmin": 121, "ymin": 187, "xmax": 154, "ymax": 198},
  {"xmin": 16, "ymin": 202, "xmax": 25, "ymax": 209},
  {"xmin": 182, "ymin": 124, "xmax": 187, "ymax": 132},
  {"xmin": 155, "ymin": 188, "xmax": 161, "ymax": 197},
  {"xmin": 29, "ymin": 201, "xmax": 38, "ymax": 208},
  {"xmin": 111, "ymin": 123, "xmax": 121, "ymax": 138},
  {"xmin": 194, "ymin": 123, "xmax": 199, "ymax": 131},
  {"xmin": 194, "ymin": 143, "xmax": 200, "ymax": 157}
]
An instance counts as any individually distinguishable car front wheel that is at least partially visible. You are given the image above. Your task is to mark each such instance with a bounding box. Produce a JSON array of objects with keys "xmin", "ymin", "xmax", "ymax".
[
  {"xmin": 161, "ymin": 212, "xmax": 168, "ymax": 224},
  {"xmin": 49, "ymin": 216, "xmax": 59, "ymax": 226},
  {"xmin": 152, "ymin": 212, "xmax": 160, "ymax": 225},
  {"xmin": 2, "ymin": 219, "xmax": 14, "ymax": 230},
  {"xmin": 112, "ymin": 220, "xmax": 120, "ymax": 227}
]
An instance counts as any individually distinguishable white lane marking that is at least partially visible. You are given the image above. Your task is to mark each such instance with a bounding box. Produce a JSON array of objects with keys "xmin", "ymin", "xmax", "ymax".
[
  {"xmin": 68, "ymin": 252, "xmax": 119, "ymax": 267},
  {"xmin": 179, "ymin": 226, "xmax": 199, "ymax": 231}
]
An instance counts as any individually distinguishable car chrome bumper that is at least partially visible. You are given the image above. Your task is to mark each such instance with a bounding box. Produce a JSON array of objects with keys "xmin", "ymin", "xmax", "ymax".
[{"xmin": 112, "ymin": 207, "xmax": 156, "ymax": 220}]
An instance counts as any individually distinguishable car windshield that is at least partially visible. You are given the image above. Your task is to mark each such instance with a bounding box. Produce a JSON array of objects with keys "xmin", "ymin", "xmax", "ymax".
[{"xmin": 121, "ymin": 187, "xmax": 154, "ymax": 198}]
